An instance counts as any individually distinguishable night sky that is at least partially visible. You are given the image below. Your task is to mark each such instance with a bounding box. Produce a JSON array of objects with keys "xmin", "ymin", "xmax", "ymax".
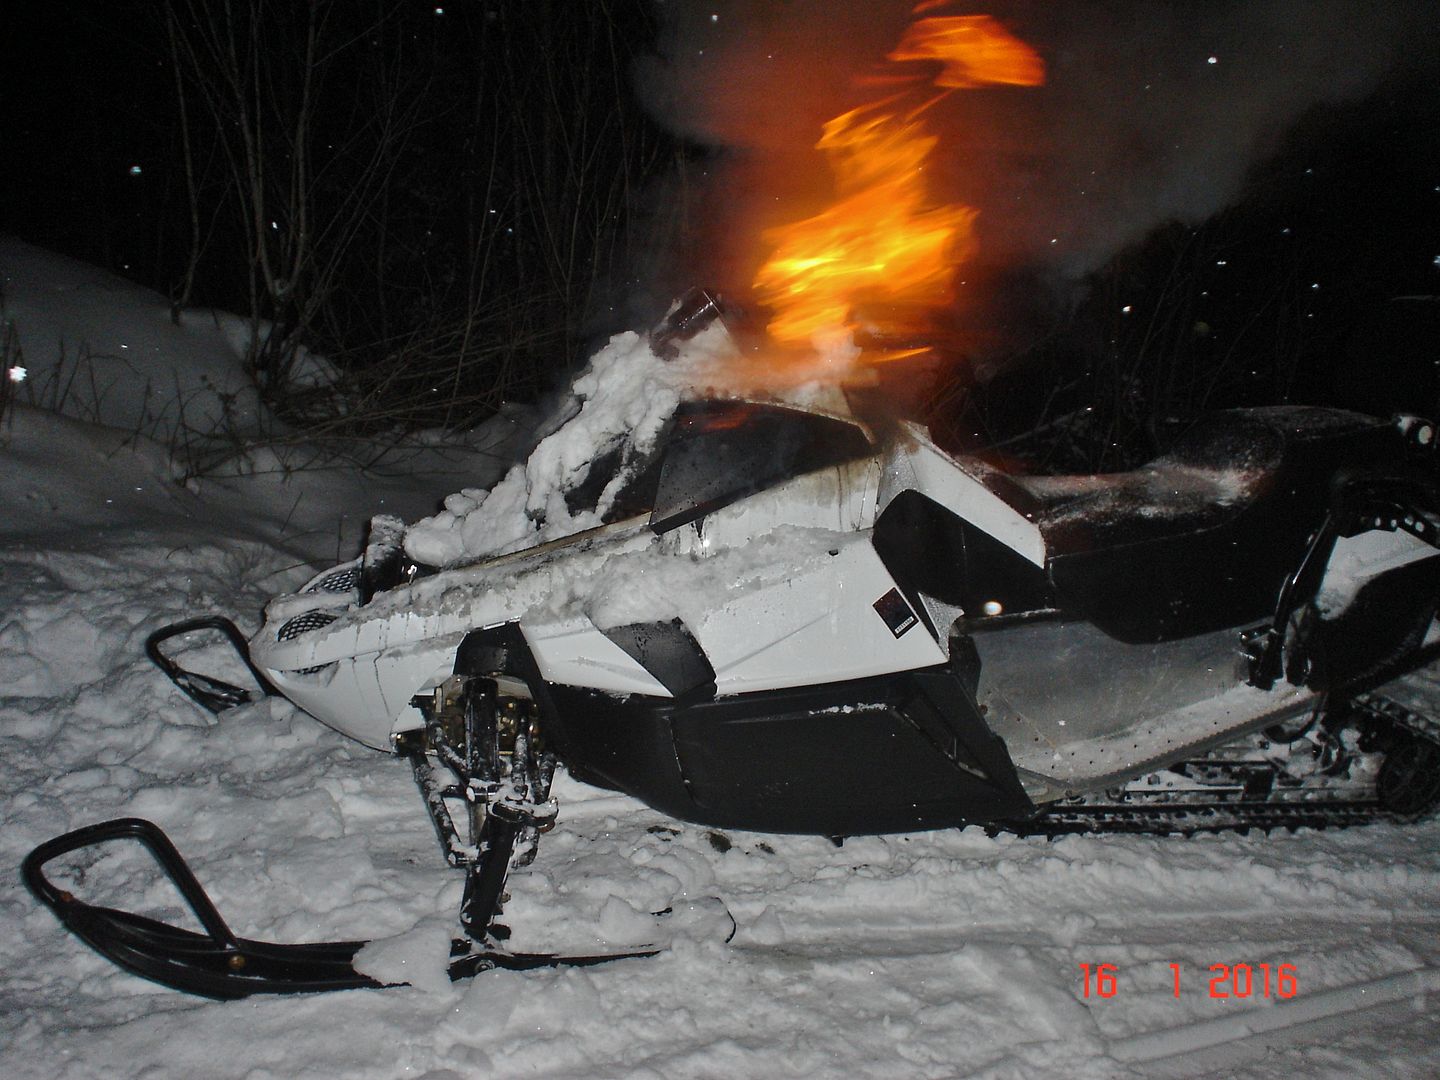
[{"xmin": 3, "ymin": 1, "xmax": 1438, "ymax": 461}]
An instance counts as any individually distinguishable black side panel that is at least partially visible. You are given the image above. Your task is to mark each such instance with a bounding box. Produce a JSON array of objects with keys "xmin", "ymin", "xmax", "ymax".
[
  {"xmin": 601, "ymin": 619, "xmax": 716, "ymax": 698},
  {"xmin": 872, "ymin": 489, "xmax": 1053, "ymax": 614},
  {"xmin": 544, "ymin": 662, "xmax": 1033, "ymax": 835}
]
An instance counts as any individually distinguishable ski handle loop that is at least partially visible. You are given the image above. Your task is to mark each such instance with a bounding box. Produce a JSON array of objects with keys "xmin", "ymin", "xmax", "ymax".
[
  {"xmin": 24, "ymin": 817, "xmax": 240, "ymax": 949},
  {"xmin": 21, "ymin": 818, "xmax": 383, "ymax": 999},
  {"xmin": 145, "ymin": 616, "xmax": 281, "ymax": 714}
]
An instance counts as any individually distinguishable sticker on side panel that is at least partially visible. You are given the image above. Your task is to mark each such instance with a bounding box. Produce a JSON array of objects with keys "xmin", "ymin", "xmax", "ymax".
[{"xmin": 873, "ymin": 588, "xmax": 918, "ymax": 638}]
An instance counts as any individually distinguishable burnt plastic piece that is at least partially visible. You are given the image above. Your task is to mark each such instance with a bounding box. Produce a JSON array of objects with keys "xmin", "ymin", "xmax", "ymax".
[
  {"xmin": 651, "ymin": 288, "xmax": 725, "ymax": 360},
  {"xmin": 145, "ymin": 616, "xmax": 279, "ymax": 714},
  {"xmin": 22, "ymin": 818, "xmax": 381, "ymax": 999}
]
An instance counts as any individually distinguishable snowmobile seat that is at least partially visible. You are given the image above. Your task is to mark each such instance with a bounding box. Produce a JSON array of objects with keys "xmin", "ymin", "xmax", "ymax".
[
  {"xmin": 1016, "ymin": 410, "xmax": 1286, "ymax": 552},
  {"xmin": 1020, "ymin": 408, "xmax": 1399, "ymax": 642},
  {"xmin": 876, "ymin": 409, "xmax": 1399, "ymax": 645}
]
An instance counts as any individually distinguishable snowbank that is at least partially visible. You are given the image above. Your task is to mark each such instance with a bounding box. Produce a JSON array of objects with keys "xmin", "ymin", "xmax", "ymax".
[
  {"xmin": 404, "ymin": 320, "xmax": 744, "ymax": 566},
  {"xmin": 1, "ymin": 236, "xmax": 265, "ymax": 442}
]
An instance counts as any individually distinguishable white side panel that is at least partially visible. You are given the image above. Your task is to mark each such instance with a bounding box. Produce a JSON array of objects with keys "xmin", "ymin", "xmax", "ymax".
[
  {"xmin": 374, "ymin": 633, "xmax": 467, "ymax": 723},
  {"xmin": 254, "ymin": 459, "xmax": 897, "ymax": 737},
  {"xmin": 528, "ymin": 620, "xmax": 673, "ymax": 696},
  {"xmin": 1318, "ymin": 528, "xmax": 1437, "ymax": 615},
  {"xmin": 699, "ymin": 539, "xmax": 946, "ymax": 694},
  {"xmin": 881, "ymin": 423, "xmax": 1046, "ymax": 567}
]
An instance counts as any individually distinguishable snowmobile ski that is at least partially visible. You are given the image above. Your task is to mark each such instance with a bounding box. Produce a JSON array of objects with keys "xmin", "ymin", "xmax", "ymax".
[
  {"xmin": 22, "ymin": 816, "xmax": 668, "ymax": 999},
  {"xmin": 26, "ymin": 618, "xmax": 692, "ymax": 997},
  {"xmin": 22, "ymin": 818, "xmax": 382, "ymax": 999}
]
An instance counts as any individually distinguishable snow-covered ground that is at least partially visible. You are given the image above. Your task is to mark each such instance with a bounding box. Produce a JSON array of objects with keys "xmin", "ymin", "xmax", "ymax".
[{"xmin": 3, "ymin": 239, "xmax": 1439, "ymax": 1079}]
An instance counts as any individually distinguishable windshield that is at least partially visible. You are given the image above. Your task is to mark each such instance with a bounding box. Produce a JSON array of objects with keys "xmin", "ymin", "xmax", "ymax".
[{"xmin": 647, "ymin": 401, "xmax": 873, "ymax": 533}]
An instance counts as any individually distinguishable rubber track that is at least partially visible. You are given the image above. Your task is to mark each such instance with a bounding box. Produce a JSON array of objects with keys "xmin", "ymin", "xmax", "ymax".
[{"xmin": 1001, "ymin": 691, "xmax": 1440, "ymax": 838}]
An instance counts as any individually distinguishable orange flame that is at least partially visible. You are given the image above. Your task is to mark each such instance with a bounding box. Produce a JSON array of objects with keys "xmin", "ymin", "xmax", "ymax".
[
  {"xmin": 753, "ymin": 14, "xmax": 1043, "ymax": 363},
  {"xmin": 889, "ymin": 15, "xmax": 1047, "ymax": 89}
]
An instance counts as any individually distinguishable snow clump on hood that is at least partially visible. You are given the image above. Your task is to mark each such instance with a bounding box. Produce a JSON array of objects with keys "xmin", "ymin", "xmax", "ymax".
[{"xmin": 403, "ymin": 321, "xmax": 739, "ymax": 567}]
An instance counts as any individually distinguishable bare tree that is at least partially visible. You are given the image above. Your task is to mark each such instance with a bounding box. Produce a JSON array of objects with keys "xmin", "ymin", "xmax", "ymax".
[{"xmin": 164, "ymin": 0, "xmax": 425, "ymax": 402}]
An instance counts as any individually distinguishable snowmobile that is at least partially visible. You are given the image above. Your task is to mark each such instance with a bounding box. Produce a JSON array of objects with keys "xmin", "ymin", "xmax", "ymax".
[{"xmin": 25, "ymin": 292, "xmax": 1440, "ymax": 998}]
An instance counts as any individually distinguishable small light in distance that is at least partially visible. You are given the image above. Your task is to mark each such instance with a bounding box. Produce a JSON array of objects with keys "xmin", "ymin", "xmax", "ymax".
[
  {"xmin": 7, "ymin": 365, "xmax": 27, "ymax": 383},
  {"xmin": 982, "ymin": 600, "xmax": 1003, "ymax": 616}
]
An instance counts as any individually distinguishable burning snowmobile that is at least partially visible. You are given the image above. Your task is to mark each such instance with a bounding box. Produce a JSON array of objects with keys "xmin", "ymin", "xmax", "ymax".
[{"xmin": 25, "ymin": 294, "xmax": 1440, "ymax": 997}]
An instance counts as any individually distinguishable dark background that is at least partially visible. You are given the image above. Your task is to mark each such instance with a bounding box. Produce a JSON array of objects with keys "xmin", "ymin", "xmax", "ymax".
[
  {"xmin": 3, "ymin": 1, "xmax": 1437, "ymax": 468},
  {"xmin": 928, "ymin": 79, "xmax": 1440, "ymax": 469},
  {"xmin": 3, "ymin": 0, "xmax": 695, "ymax": 428}
]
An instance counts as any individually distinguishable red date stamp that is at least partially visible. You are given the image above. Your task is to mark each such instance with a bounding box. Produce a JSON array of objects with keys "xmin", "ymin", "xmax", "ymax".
[{"xmin": 1079, "ymin": 962, "xmax": 1298, "ymax": 999}]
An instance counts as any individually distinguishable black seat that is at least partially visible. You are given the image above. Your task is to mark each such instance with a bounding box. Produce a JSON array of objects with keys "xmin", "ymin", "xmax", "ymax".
[
  {"xmin": 1017, "ymin": 411, "xmax": 1285, "ymax": 555},
  {"xmin": 874, "ymin": 408, "xmax": 1400, "ymax": 645},
  {"xmin": 1030, "ymin": 408, "xmax": 1395, "ymax": 642}
]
